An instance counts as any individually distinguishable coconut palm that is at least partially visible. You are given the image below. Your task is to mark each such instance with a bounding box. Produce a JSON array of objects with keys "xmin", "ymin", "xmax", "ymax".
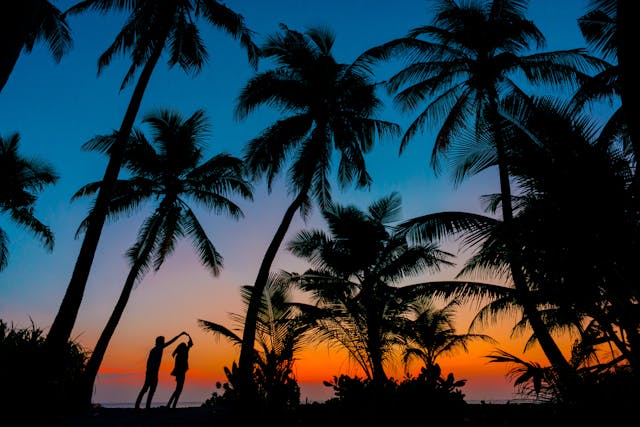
[
  {"xmin": 234, "ymin": 24, "xmax": 400, "ymax": 400},
  {"xmin": 359, "ymin": 0, "xmax": 604, "ymax": 390},
  {"xmin": 288, "ymin": 193, "xmax": 453, "ymax": 386},
  {"xmin": 198, "ymin": 272, "xmax": 310, "ymax": 412},
  {"xmin": 72, "ymin": 108, "xmax": 253, "ymax": 408},
  {"xmin": 399, "ymin": 297, "xmax": 495, "ymax": 373},
  {"xmin": 575, "ymin": 1, "xmax": 640, "ymax": 183},
  {"xmin": 0, "ymin": 132, "xmax": 58, "ymax": 270},
  {"xmin": 0, "ymin": 0, "xmax": 71, "ymax": 92},
  {"xmin": 46, "ymin": 0, "xmax": 259, "ymax": 354},
  {"xmin": 399, "ymin": 95, "xmax": 639, "ymax": 399}
]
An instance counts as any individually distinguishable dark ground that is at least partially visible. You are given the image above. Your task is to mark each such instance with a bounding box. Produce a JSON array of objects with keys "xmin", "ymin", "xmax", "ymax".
[{"xmin": 30, "ymin": 403, "xmax": 596, "ymax": 427}]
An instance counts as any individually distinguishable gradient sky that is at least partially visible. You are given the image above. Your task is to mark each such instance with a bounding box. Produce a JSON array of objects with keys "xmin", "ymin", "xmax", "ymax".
[{"xmin": 0, "ymin": 0, "xmax": 592, "ymax": 405}]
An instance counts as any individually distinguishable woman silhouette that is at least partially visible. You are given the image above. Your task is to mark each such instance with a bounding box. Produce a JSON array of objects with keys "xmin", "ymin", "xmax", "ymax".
[{"xmin": 166, "ymin": 333, "xmax": 194, "ymax": 408}]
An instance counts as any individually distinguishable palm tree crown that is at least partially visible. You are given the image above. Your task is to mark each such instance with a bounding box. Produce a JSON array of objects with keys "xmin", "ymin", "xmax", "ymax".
[
  {"xmin": 0, "ymin": 0, "xmax": 72, "ymax": 92},
  {"xmin": 74, "ymin": 108, "xmax": 253, "ymax": 276},
  {"xmin": 236, "ymin": 24, "xmax": 399, "ymax": 210},
  {"xmin": 361, "ymin": 0, "xmax": 600, "ymax": 174},
  {"xmin": 67, "ymin": 0, "xmax": 259, "ymax": 90},
  {"xmin": 288, "ymin": 192, "xmax": 453, "ymax": 383},
  {"xmin": 0, "ymin": 132, "xmax": 58, "ymax": 270}
]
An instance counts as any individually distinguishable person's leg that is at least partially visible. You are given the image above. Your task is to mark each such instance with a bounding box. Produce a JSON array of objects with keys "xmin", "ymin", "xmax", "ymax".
[
  {"xmin": 167, "ymin": 388, "xmax": 176, "ymax": 408},
  {"xmin": 145, "ymin": 377, "xmax": 158, "ymax": 409},
  {"xmin": 171, "ymin": 375, "xmax": 185, "ymax": 408},
  {"xmin": 135, "ymin": 382, "xmax": 149, "ymax": 409}
]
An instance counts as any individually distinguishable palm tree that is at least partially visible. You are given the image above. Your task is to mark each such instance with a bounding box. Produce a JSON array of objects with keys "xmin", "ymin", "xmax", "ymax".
[
  {"xmin": 576, "ymin": 1, "xmax": 640, "ymax": 190},
  {"xmin": 72, "ymin": 108, "xmax": 253, "ymax": 408},
  {"xmin": 398, "ymin": 95, "xmax": 639, "ymax": 400},
  {"xmin": 46, "ymin": 0, "xmax": 259, "ymax": 356},
  {"xmin": 198, "ymin": 272, "xmax": 310, "ymax": 412},
  {"xmin": 0, "ymin": 0, "xmax": 71, "ymax": 92},
  {"xmin": 0, "ymin": 132, "xmax": 58, "ymax": 270},
  {"xmin": 575, "ymin": 0, "xmax": 640, "ymax": 163},
  {"xmin": 234, "ymin": 24, "xmax": 400, "ymax": 400},
  {"xmin": 399, "ymin": 297, "xmax": 494, "ymax": 373},
  {"xmin": 288, "ymin": 193, "xmax": 453, "ymax": 386},
  {"xmin": 359, "ymin": 0, "xmax": 603, "ymax": 391}
]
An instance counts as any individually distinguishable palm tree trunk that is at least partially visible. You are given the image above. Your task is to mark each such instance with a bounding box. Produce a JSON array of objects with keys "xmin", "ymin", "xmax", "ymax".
[
  {"xmin": 489, "ymin": 95, "xmax": 577, "ymax": 398},
  {"xmin": 79, "ymin": 257, "xmax": 146, "ymax": 408},
  {"xmin": 237, "ymin": 185, "xmax": 311, "ymax": 406},
  {"xmin": 45, "ymin": 38, "xmax": 166, "ymax": 355},
  {"xmin": 79, "ymin": 219, "xmax": 162, "ymax": 409}
]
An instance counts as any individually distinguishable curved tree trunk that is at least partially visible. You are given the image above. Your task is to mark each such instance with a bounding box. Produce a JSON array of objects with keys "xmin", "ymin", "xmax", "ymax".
[
  {"xmin": 79, "ymin": 258, "xmax": 146, "ymax": 408},
  {"xmin": 490, "ymin": 95, "xmax": 578, "ymax": 398},
  {"xmin": 237, "ymin": 185, "xmax": 311, "ymax": 406},
  {"xmin": 45, "ymin": 35, "xmax": 167, "ymax": 366},
  {"xmin": 79, "ymin": 219, "xmax": 162, "ymax": 408}
]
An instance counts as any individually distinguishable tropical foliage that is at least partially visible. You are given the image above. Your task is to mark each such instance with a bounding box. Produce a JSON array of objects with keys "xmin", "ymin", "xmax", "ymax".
[
  {"xmin": 0, "ymin": 132, "xmax": 58, "ymax": 271},
  {"xmin": 287, "ymin": 193, "xmax": 454, "ymax": 385},
  {"xmin": 0, "ymin": 0, "xmax": 72, "ymax": 92},
  {"xmin": 199, "ymin": 273, "xmax": 309, "ymax": 415}
]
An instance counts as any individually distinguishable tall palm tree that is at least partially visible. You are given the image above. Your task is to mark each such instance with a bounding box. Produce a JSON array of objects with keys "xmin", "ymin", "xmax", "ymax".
[
  {"xmin": 398, "ymin": 95, "xmax": 639, "ymax": 399},
  {"xmin": 199, "ymin": 272, "xmax": 310, "ymax": 412},
  {"xmin": 234, "ymin": 24, "xmax": 400, "ymax": 400},
  {"xmin": 0, "ymin": 0, "xmax": 71, "ymax": 92},
  {"xmin": 288, "ymin": 193, "xmax": 453, "ymax": 386},
  {"xmin": 72, "ymin": 109, "xmax": 253, "ymax": 408},
  {"xmin": 359, "ymin": 0, "xmax": 603, "ymax": 391},
  {"xmin": 46, "ymin": 0, "xmax": 258, "ymax": 355},
  {"xmin": 399, "ymin": 297, "xmax": 494, "ymax": 373},
  {"xmin": 0, "ymin": 132, "xmax": 58, "ymax": 270}
]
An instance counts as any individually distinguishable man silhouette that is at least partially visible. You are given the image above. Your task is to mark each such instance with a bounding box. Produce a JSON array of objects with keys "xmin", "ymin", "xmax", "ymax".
[{"xmin": 135, "ymin": 332, "xmax": 186, "ymax": 409}]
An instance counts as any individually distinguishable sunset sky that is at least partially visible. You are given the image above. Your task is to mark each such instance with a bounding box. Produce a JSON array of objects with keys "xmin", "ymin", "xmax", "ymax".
[{"xmin": 0, "ymin": 0, "xmax": 591, "ymax": 405}]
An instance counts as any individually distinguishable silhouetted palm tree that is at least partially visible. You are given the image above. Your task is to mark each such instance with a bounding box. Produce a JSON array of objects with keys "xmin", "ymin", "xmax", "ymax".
[
  {"xmin": 73, "ymin": 109, "xmax": 253, "ymax": 408},
  {"xmin": 234, "ymin": 24, "xmax": 400, "ymax": 400},
  {"xmin": 399, "ymin": 94, "xmax": 638, "ymax": 400},
  {"xmin": 0, "ymin": 132, "xmax": 58, "ymax": 270},
  {"xmin": 288, "ymin": 193, "xmax": 453, "ymax": 386},
  {"xmin": 199, "ymin": 272, "xmax": 310, "ymax": 412},
  {"xmin": 0, "ymin": 0, "xmax": 71, "ymax": 92},
  {"xmin": 46, "ymin": 0, "xmax": 258, "ymax": 356},
  {"xmin": 360, "ymin": 0, "xmax": 603, "ymax": 391},
  {"xmin": 399, "ymin": 297, "xmax": 494, "ymax": 373},
  {"xmin": 577, "ymin": 1, "xmax": 640, "ymax": 163}
]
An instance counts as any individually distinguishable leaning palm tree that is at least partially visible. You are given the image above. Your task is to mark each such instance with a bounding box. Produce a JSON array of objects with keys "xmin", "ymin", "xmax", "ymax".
[
  {"xmin": 0, "ymin": 0, "xmax": 71, "ymax": 92},
  {"xmin": 46, "ymin": 0, "xmax": 259, "ymax": 355},
  {"xmin": 359, "ymin": 0, "xmax": 603, "ymax": 391},
  {"xmin": 399, "ymin": 297, "xmax": 495, "ymax": 373},
  {"xmin": 288, "ymin": 193, "xmax": 453, "ymax": 386},
  {"xmin": 198, "ymin": 272, "xmax": 311, "ymax": 412},
  {"xmin": 73, "ymin": 108, "xmax": 253, "ymax": 408},
  {"xmin": 234, "ymin": 24, "xmax": 400, "ymax": 400},
  {"xmin": 0, "ymin": 132, "xmax": 58, "ymax": 270}
]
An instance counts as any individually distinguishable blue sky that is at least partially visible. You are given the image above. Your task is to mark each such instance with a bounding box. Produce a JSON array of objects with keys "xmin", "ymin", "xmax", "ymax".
[{"xmin": 0, "ymin": 0, "xmax": 594, "ymax": 404}]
